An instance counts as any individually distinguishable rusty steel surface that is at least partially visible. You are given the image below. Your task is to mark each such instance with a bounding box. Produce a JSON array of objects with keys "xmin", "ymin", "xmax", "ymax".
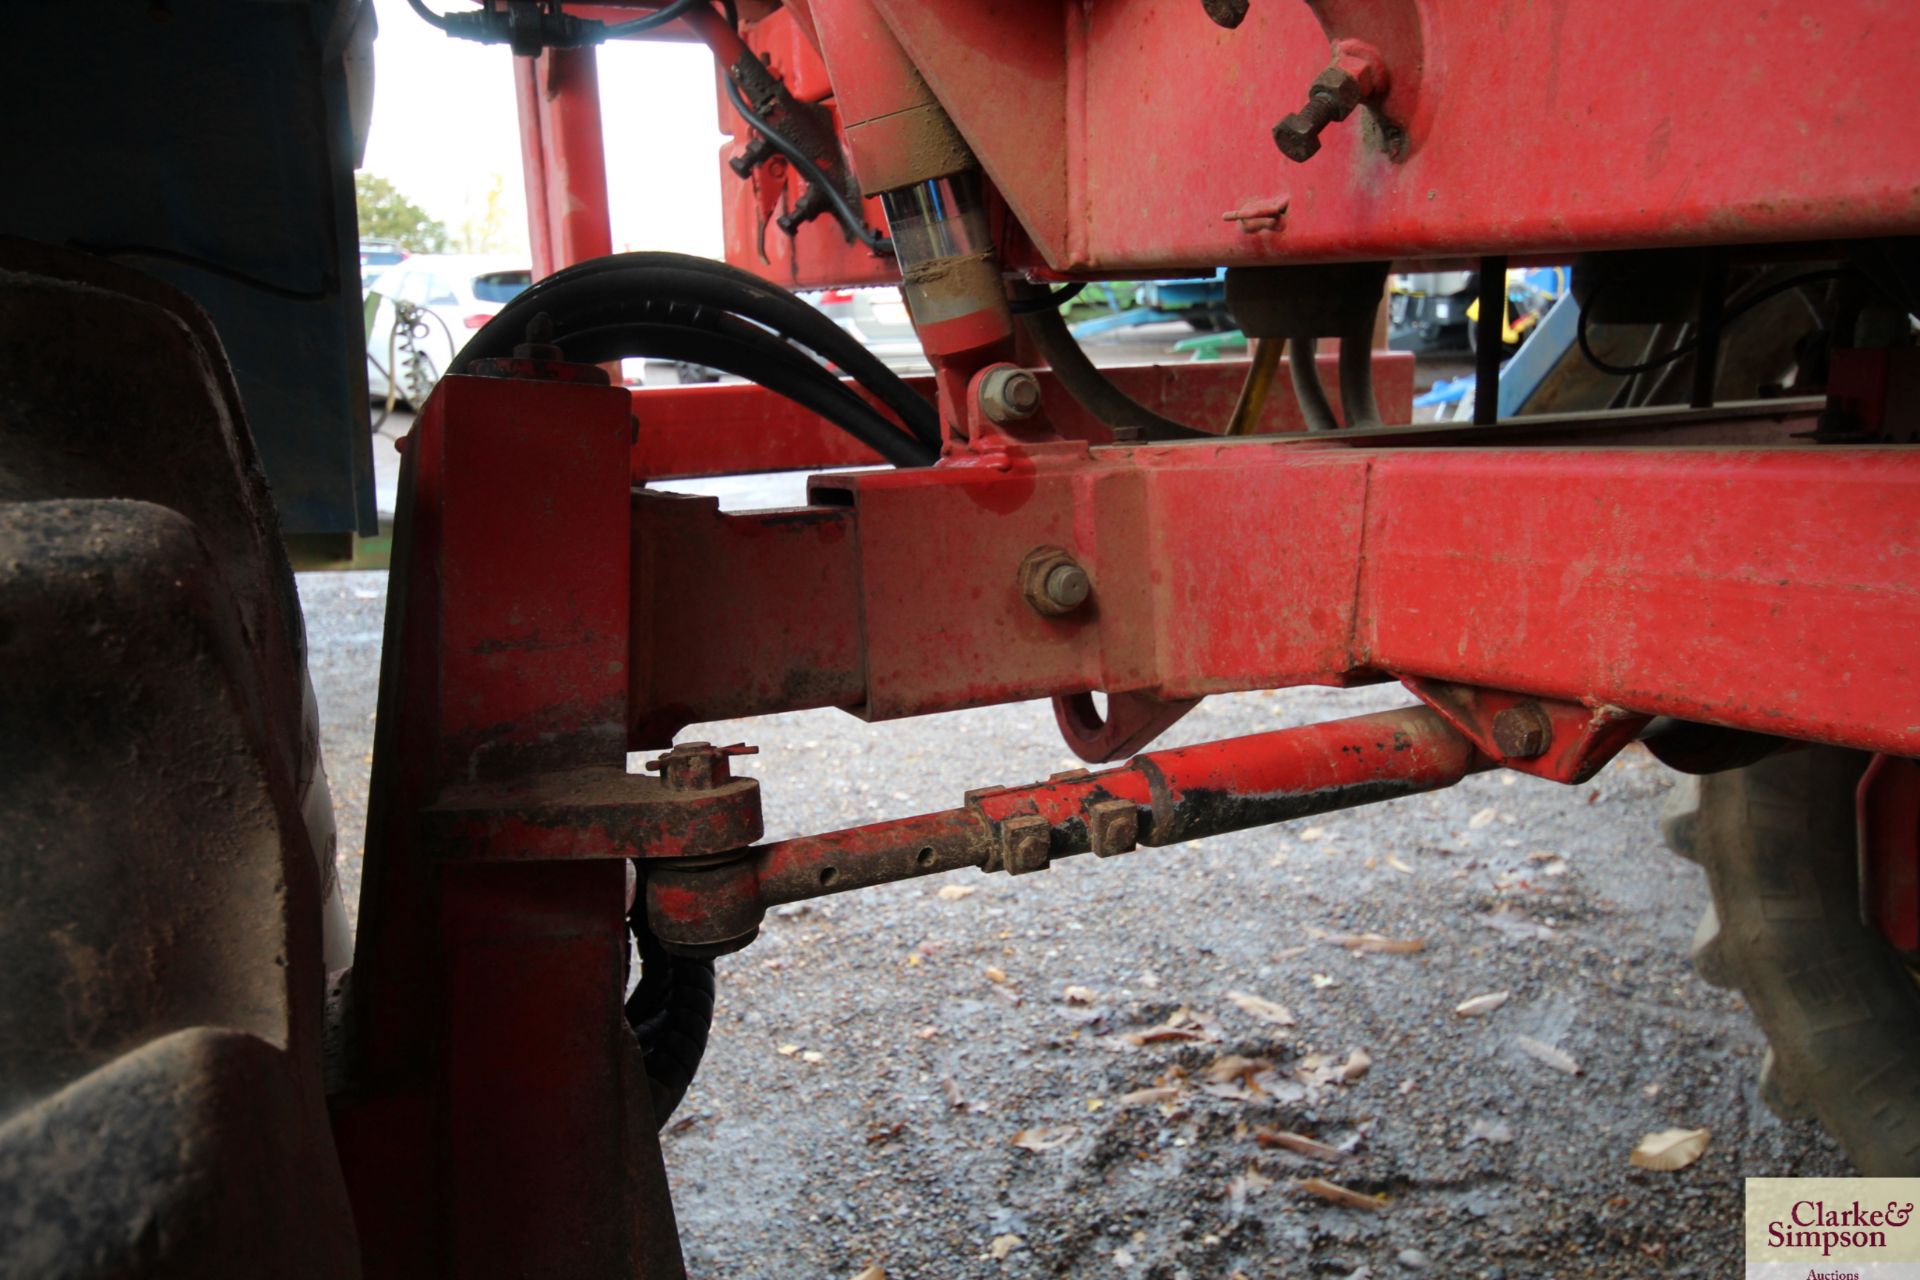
[
  {"xmin": 629, "ymin": 433, "xmax": 1920, "ymax": 757},
  {"xmin": 645, "ymin": 703, "xmax": 1487, "ymax": 951}
]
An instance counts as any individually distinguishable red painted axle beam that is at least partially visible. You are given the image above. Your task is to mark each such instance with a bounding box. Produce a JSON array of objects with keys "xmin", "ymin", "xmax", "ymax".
[
  {"xmin": 646, "ymin": 703, "xmax": 1485, "ymax": 951},
  {"xmin": 631, "ymin": 430, "xmax": 1920, "ymax": 759}
]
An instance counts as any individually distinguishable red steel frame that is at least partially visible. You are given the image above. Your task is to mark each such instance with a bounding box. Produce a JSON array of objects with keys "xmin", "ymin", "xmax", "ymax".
[{"xmin": 338, "ymin": 3, "xmax": 1920, "ymax": 1276}]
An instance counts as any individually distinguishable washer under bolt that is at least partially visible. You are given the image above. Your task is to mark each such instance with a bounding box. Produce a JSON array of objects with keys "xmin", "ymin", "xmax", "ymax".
[
  {"xmin": 979, "ymin": 366, "xmax": 1043, "ymax": 423},
  {"xmin": 1491, "ymin": 703, "xmax": 1553, "ymax": 759}
]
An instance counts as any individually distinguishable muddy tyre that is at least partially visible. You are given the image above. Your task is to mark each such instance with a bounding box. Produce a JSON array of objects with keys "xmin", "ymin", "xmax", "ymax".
[{"xmin": 1668, "ymin": 747, "xmax": 1920, "ymax": 1172}]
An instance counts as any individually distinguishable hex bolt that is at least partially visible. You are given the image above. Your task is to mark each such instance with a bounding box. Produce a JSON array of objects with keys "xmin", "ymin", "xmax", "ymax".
[
  {"xmin": 1490, "ymin": 703, "xmax": 1553, "ymax": 760},
  {"xmin": 1018, "ymin": 546, "xmax": 1092, "ymax": 617},
  {"xmin": 646, "ymin": 740, "xmax": 759, "ymax": 790},
  {"xmin": 1087, "ymin": 799, "xmax": 1140, "ymax": 858},
  {"xmin": 1271, "ymin": 44, "xmax": 1384, "ymax": 163},
  {"xmin": 979, "ymin": 366, "xmax": 1043, "ymax": 424},
  {"xmin": 1001, "ymin": 814, "xmax": 1053, "ymax": 875}
]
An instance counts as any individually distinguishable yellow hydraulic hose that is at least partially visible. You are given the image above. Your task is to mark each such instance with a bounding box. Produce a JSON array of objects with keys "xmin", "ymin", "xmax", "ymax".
[{"xmin": 1225, "ymin": 338, "xmax": 1284, "ymax": 435}]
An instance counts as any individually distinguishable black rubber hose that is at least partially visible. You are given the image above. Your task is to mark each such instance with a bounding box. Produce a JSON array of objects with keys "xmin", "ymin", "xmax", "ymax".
[
  {"xmin": 1336, "ymin": 323, "xmax": 1381, "ymax": 430},
  {"xmin": 455, "ymin": 252, "xmax": 940, "ymax": 446},
  {"xmin": 626, "ymin": 906, "xmax": 716, "ymax": 1127},
  {"xmin": 1288, "ymin": 338, "xmax": 1340, "ymax": 433},
  {"xmin": 1018, "ymin": 296, "xmax": 1209, "ymax": 439},
  {"xmin": 556, "ymin": 320, "xmax": 938, "ymax": 467}
]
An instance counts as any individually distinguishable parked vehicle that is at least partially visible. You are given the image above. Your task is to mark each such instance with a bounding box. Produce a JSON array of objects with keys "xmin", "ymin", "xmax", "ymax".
[
  {"xmin": 1388, "ymin": 269, "xmax": 1476, "ymax": 350},
  {"xmin": 363, "ymin": 255, "xmax": 532, "ymax": 404}
]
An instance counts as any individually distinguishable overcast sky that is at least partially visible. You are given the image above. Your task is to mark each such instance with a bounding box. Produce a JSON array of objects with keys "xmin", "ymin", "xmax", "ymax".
[{"xmin": 361, "ymin": 0, "xmax": 728, "ymax": 261}]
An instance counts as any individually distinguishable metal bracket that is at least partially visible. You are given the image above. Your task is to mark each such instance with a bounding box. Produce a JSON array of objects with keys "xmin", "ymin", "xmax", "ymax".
[{"xmin": 1399, "ymin": 676, "xmax": 1647, "ymax": 784}]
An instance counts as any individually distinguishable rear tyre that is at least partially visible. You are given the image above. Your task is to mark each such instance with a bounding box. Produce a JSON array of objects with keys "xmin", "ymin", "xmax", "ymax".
[{"xmin": 1667, "ymin": 747, "xmax": 1920, "ymax": 1172}]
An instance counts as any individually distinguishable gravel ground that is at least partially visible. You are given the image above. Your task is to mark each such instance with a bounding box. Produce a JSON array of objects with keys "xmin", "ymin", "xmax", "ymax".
[{"xmin": 298, "ymin": 559, "xmax": 1848, "ymax": 1280}]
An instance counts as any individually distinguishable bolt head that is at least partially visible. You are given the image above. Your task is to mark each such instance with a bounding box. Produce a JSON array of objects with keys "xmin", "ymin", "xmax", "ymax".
[
  {"xmin": 1043, "ymin": 563, "xmax": 1091, "ymax": 611},
  {"xmin": 979, "ymin": 366, "xmax": 1042, "ymax": 424},
  {"xmin": 1018, "ymin": 546, "xmax": 1092, "ymax": 617},
  {"xmin": 1491, "ymin": 703, "xmax": 1553, "ymax": 759},
  {"xmin": 1087, "ymin": 799, "xmax": 1139, "ymax": 858},
  {"xmin": 1272, "ymin": 113, "xmax": 1324, "ymax": 162},
  {"xmin": 1002, "ymin": 814, "xmax": 1053, "ymax": 875}
]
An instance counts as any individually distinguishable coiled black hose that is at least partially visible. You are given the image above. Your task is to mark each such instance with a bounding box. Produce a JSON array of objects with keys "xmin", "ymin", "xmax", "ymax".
[{"xmin": 454, "ymin": 252, "xmax": 940, "ymax": 459}]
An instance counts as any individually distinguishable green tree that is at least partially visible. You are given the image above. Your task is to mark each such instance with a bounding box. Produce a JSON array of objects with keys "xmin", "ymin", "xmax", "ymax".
[{"xmin": 355, "ymin": 173, "xmax": 451, "ymax": 253}]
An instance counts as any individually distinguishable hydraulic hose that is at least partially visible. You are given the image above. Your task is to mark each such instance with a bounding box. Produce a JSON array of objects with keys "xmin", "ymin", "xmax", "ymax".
[
  {"xmin": 556, "ymin": 320, "xmax": 937, "ymax": 467},
  {"xmin": 1288, "ymin": 337, "xmax": 1340, "ymax": 432},
  {"xmin": 1017, "ymin": 295, "xmax": 1209, "ymax": 440},
  {"xmin": 1224, "ymin": 338, "xmax": 1282, "ymax": 435},
  {"xmin": 457, "ymin": 252, "xmax": 940, "ymax": 447},
  {"xmin": 626, "ymin": 909, "xmax": 714, "ymax": 1126}
]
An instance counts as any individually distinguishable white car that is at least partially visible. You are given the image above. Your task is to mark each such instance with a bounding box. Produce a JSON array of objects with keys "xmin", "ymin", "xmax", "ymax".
[{"xmin": 364, "ymin": 255, "xmax": 532, "ymax": 405}]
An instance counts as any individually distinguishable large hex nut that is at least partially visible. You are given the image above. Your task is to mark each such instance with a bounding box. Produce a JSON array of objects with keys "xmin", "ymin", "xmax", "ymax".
[
  {"xmin": 979, "ymin": 365, "xmax": 1042, "ymax": 424},
  {"xmin": 1086, "ymin": 799, "xmax": 1139, "ymax": 858},
  {"xmin": 1491, "ymin": 702, "xmax": 1553, "ymax": 759},
  {"xmin": 1019, "ymin": 545, "xmax": 1092, "ymax": 617},
  {"xmin": 1001, "ymin": 814, "xmax": 1053, "ymax": 876}
]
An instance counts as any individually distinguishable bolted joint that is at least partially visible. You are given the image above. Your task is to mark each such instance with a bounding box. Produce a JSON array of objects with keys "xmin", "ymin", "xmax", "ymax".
[
  {"xmin": 1018, "ymin": 545, "xmax": 1092, "ymax": 617},
  {"xmin": 1000, "ymin": 814, "xmax": 1054, "ymax": 875},
  {"xmin": 1270, "ymin": 45, "xmax": 1385, "ymax": 164},
  {"xmin": 1490, "ymin": 703, "xmax": 1553, "ymax": 760},
  {"xmin": 646, "ymin": 740, "xmax": 760, "ymax": 791},
  {"xmin": 978, "ymin": 365, "xmax": 1043, "ymax": 424},
  {"xmin": 1086, "ymin": 799, "xmax": 1139, "ymax": 858}
]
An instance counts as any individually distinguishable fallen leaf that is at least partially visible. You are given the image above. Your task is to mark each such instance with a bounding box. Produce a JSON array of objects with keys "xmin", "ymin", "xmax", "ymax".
[
  {"xmin": 1387, "ymin": 855, "xmax": 1414, "ymax": 874},
  {"xmin": 1322, "ymin": 932, "xmax": 1426, "ymax": 955},
  {"xmin": 1254, "ymin": 1127, "xmax": 1347, "ymax": 1162},
  {"xmin": 1469, "ymin": 806, "xmax": 1498, "ymax": 830},
  {"xmin": 1010, "ymin": 1125, "xmax": 1078, "ymax": 1152},
  {"xmin": 1226, "ymin": 990, "xmax": 1297, "ymax": 1026},
  {"xmin": 1274, "ymin": 945, "xmax": 1311, "ymax": 960},
  {"xmin": 1630, "ymin": 1126, "xmax": 1711, "ymax": 1171},
  {"xmin": 937, "ymin": 884, "xmax": 977, "ymax": 901},
  {"xmin": 1454, "ymin": 991, "xmax": 1511, "ymax": 1018},
  {"xmin": 865, "ymin": 1122, "xmax": 906, "ymax": 1145},
  {"xmin": 1300, "ymin": 826, "xmax": 1328, "ymax": 841},
  {"xmin": 1205, "ymin": 1053, "xmax": 1270, "ymax": 1084},
  {"xmin": 800, "ymin": 1050, "xmax": 825, "ymax": 1065},
  {"xmin": 1122, "ymin": 1006, "xmax": 1222, "ymax": 1046},
  {"xmin": 984, "ymin": 967, "xmax": 1008, "ymax": 984},
  {"xmin": 915, "ymin": 1026, "xmax": 939, "ymax": 1041},
  {"xmin": 1481, "ymin": 909, "xmax": 1557, "ymax": 942},
  {"xmin": 1063, "ymin": 985, "xmax": 1097, "ymax": 1005},
  {"xmin": 1294, "ymin": 1177, "xmax": 1385, "ymax": 1211},
  {"xmin": 1119, "ymin": 1085, "xmax": 1183, "ymax": 1106},
  {"xmin": 1514, "ymin": 1034, "xmax": 1582, "ymax": 1075},
  {"xmin": 989, "ymin": 1234, "xmax": 1025, "ymax": 1260},
  {"xmin": 850, "ymin": 1267, "xmax": 887, "ymax": 1280},
  {"xmin": 776, "ymin": 1044, "xmax": 800, "ymax": 1057},
  {"xmin": 1466, "ymin": 1117, "xmax": 1514, "ymax": 1145},
  {"xmin": 1311, "ymin": 973, "xmax": 1338, "ymax": 989},
  {"xmin": 1295, "ymin": 1048, "xmax": 1372, "ymax": 1089}
]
